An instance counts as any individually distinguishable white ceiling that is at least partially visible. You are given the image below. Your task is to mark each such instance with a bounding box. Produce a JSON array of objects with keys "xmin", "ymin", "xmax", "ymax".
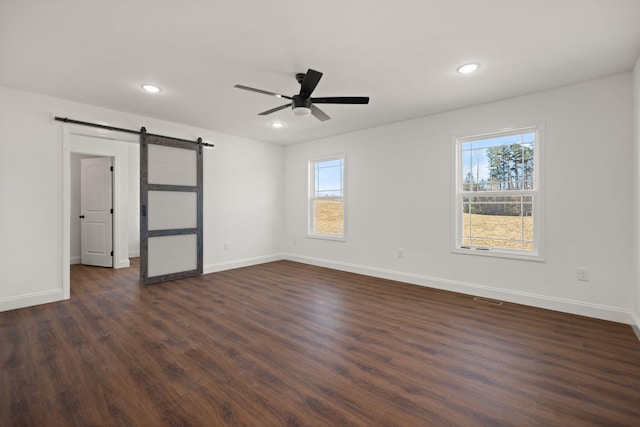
[{"xmin": 1, "ymin": 1, "xmax": 640, "ymax": 145}]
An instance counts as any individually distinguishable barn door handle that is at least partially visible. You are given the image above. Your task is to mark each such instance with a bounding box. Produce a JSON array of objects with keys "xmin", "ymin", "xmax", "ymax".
[{"xmin": 79, "ymin": 215, "xmax": 85, "ymax": 219}]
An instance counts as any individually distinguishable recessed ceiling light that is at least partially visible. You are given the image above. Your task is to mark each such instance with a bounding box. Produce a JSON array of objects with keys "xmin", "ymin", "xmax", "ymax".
[
  {"xmin": 141, "ymin": 84, "xmax": 161, "ymax": 93},
  {"xmin": 270, "ymin": 121, "xmax": 283, "ymax": 128},
  {"xmin": 457, "ymin": 63, "xmax": 479, "ymax": 74}
]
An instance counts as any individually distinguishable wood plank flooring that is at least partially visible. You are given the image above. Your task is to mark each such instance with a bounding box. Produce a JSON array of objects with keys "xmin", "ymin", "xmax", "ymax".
[{"xmin": 2, "ymin": 259, "xmax": 640, "ymax": 426}]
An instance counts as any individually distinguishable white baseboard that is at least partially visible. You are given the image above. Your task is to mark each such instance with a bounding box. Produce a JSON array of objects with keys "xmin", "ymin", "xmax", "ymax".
[
  {"xmin": 116, "ymin": 258, "xmax": 130, "ymax": 269},
  {"xmin": 204, "ymin": 253, "xmax": 285, "ymax": 275},
  {"xmin": 631, "ymin": 311, "xmax": 640, "ymax": 341},
  {"xmin": 71, "ymin": 256, "xmax": 130, "ymax": 268},
  {"xmin": 0, "ymin": 289, "xmax": 66, "ymax": 312},
  {"xmin": 284, "ymin": 253, "xmax": 633, "ymax": 325},
  {"xmin": 129, "ymin": 251, "xmax": 140, "ymax": 258}
]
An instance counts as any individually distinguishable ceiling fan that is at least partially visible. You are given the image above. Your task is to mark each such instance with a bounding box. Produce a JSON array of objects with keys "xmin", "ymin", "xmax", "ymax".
[{"xmin": 234, "ymin": 68, "xmax": 369, "ymax": 121}]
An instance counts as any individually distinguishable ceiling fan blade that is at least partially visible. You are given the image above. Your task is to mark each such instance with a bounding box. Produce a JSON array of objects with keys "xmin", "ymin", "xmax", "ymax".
[
  {"xmin": 258, "ymin": 103, "xmax": 291, "ymax": 116},
  {"xmin": 310, "ymin": 104, "xmax": 330, "ymax": 121},
  {"xmin": 310, "ymin": 96, "xmax": 370, "ymax": 104},
  {"xmin": 300, "ymin": 69, "xmax": 323, "ymax": 97},
  {"xmin": 234, "ymin": 85, "xmax": 291, "ymax": 99}
]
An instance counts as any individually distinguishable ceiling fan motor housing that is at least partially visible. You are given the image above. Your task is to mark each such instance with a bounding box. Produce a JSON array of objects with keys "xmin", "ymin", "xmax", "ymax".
[{"xmin": 292, "ymin": 94, "xmax": 311, "ymax": 109}]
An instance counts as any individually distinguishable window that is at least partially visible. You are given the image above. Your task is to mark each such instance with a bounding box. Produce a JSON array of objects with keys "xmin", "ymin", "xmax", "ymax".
[
  {"xmin": 453, "ymin": 125, "xmax": 544, "ymax": 260},
  {"xmin": 309, "ymin": 155, "xmax": 345, "ymax": 240}
]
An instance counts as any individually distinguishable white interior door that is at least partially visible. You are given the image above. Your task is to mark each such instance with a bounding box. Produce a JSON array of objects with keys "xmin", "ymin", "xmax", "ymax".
[
  {"xmin": 140, "ymin": 131, "xmax": 203, "ymax": 285},
  {"xmin": 80, "ymin": 157, "xmax": 113, "ymax": 267}
]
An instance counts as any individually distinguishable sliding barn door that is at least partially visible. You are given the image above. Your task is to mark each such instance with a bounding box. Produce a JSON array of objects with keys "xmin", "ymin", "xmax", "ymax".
[{"xmin": 140, "ymin": 129, "xmax": 203, "ymax": 285}]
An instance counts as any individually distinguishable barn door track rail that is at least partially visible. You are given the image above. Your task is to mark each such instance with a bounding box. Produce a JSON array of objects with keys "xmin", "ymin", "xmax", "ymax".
[{"xmin": 54, "ymin": 116, "xmax": 215, "ymax": 148}]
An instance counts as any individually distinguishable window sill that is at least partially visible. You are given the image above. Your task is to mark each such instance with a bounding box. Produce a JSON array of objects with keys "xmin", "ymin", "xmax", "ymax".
[
  {"xmin": 452, "ymin": 247, "xmax": 545, "ymax": 262},
  {"xmin": 307, "ymin": 234, "xmax": 346, "ymax": 242}
]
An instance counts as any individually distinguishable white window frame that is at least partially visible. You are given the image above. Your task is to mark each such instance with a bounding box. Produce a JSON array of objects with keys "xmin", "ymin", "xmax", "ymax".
[
  {"xmin": 452, "ymin": 123, "xmax": 545, "ymax": 261},
  {"xmin": 308, "ymin": 154, "xmax": 346, "ymax": 241}
]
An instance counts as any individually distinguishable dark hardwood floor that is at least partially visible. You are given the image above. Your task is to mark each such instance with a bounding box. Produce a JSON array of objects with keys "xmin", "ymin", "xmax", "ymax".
[{"xmin": 2, "ymin": 259, "xmax": 640, "ymax": 426}]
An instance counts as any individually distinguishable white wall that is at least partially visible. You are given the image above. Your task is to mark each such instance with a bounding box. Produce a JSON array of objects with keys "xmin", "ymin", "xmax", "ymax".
[
  {"xmin": 0, "ymin": 85, "xmax": 284, "ymax": 311},
  {"xmin": 633, "ymin": 57, "xmax": 640, "ymax": 335},
  {"xmin": 284, "ymin": 73, "xmax": 635, "ymax": 323}
]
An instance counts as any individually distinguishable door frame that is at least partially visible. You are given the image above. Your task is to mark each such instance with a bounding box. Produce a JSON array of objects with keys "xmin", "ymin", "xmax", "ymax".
[{"xmin": 62, "ymin": 125, "xmax": 137, "ymax": 299}]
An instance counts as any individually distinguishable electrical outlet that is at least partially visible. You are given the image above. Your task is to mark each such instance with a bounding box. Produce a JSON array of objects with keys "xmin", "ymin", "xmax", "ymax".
[
  {"xmin": 577, "ymin": 268, "xmax": 590, "ymax": 282},
  {"xmin": 398, "ymin": 248, "xmax": 404, "ymax": 259},
  {"xmin": 224, "ymin": 242, "xmax": 229, "ymax": 251}
]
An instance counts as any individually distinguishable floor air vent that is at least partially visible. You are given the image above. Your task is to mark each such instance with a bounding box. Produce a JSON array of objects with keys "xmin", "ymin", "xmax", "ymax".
[{"xmin": 473, "ymin": 296, "xmax": 504, "ymax": 306}]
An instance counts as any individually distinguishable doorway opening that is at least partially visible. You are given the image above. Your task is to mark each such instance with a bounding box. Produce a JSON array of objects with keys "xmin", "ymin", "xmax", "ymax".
[{"xmin": 62, "ymin": 126, "xmax": 139, "ymax": 299}]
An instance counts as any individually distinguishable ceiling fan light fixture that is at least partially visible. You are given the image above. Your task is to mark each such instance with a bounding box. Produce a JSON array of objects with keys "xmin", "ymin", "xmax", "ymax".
[
  {"xmin": 270, "ymin": 121, "xmax": 284, "ymax": 128},
  {"xmin": 293, "ymin": 106, "xmax": 312, "ymax": 117},
  {"xmin": 457, "ymin": 63, "xmax": 479, "ymax": 74}
]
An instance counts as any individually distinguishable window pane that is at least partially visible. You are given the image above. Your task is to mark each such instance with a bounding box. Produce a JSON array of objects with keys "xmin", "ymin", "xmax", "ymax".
[
  {"xmin": 313, "ymin": 199, "xmax": 344, "ymax": 236},
  {"xmin": 315, "ymin": 159, "xmax": 343, "ymax": 197},
  {"xmin": 461, "ymin": 195, "xmax": 533, "ymax": 250},
  {"xmin": 460, "ymin": 132, "xmax": 535, "ymax": 192}
]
